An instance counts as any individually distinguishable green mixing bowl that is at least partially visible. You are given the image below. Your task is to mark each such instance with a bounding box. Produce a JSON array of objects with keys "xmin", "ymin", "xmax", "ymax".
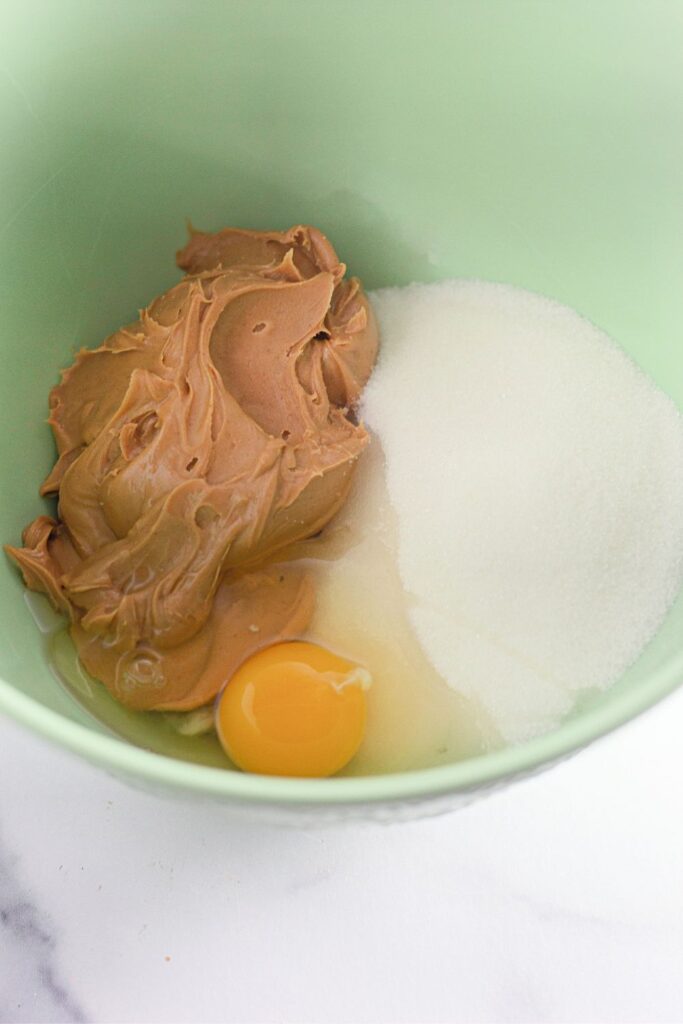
[{"xmin": 2, "ymin": 0, "xmax": 682, "ymax": 823}]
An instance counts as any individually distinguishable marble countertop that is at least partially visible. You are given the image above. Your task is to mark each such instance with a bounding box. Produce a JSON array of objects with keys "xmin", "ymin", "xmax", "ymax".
[{"xmin": 1, "ymin": 689, "xmax": 682, "ymax": 1024}]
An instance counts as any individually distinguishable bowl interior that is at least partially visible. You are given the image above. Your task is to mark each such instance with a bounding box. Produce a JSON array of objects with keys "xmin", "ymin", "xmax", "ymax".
[{"xmin": 1, "ymin": 0, "xmax": 683, "ymax": 803}]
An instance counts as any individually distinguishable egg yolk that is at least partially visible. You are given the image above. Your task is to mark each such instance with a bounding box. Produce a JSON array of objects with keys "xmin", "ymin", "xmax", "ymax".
[{"xmin": 216, "ymin": 641, "xmax": 370, "ymax": 778}]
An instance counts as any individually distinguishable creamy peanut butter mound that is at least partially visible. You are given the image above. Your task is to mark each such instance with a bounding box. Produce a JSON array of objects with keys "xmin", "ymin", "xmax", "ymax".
[{"xmin": 8, "ymin": 225, "xmax": 378, "ymax": 710}]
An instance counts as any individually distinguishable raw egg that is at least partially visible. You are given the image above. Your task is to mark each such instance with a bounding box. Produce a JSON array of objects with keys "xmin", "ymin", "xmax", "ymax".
[{"xmin": 216, "ymin": 641, "xmax": 370, "ymax": 777}]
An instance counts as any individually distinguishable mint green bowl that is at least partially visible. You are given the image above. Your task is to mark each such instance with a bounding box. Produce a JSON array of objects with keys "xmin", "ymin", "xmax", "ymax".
[{"xmin": 2, "ymin": 1, "xmax": 682, "ymax": 822}]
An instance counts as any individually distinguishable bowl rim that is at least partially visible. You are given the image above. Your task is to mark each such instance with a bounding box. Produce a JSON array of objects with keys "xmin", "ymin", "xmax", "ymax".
[{"xmin": 0, "ymin": 647, "xmax": 680, "ymax": 805}]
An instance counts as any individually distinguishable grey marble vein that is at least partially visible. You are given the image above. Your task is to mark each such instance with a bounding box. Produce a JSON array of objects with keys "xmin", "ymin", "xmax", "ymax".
[{"xmin": 0, "ymin": 830, "xmax": 88, "ymax": 1024}]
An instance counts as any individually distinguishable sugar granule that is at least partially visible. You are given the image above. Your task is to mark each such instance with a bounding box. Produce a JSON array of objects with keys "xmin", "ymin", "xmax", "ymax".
[{"xmin": 362, "ymin": 280, "xmax": 683, "ymax": 742}]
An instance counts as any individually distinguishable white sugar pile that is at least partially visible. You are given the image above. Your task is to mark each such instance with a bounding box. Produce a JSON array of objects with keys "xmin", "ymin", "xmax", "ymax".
[{"xmin": 362, "ymin": 280, "xmax": 683, "ymax": 743}]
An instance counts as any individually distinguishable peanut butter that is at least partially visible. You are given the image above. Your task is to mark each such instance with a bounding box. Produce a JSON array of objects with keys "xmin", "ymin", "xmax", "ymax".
[{"xmin": 7, "ymin": 225, "xmax": 378, "ymax": 710}]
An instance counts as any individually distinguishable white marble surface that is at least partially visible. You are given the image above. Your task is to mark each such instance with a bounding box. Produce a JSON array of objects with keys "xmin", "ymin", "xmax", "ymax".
[{"xmin": 1, "ymin": 690, "xmax": 682, "ymax": 1024}]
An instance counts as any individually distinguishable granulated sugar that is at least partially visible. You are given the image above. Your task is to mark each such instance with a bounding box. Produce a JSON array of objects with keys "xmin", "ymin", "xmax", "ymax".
[{"xmin": 362, "ymin": 280, "xmax": 683, "ymax": 742}]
